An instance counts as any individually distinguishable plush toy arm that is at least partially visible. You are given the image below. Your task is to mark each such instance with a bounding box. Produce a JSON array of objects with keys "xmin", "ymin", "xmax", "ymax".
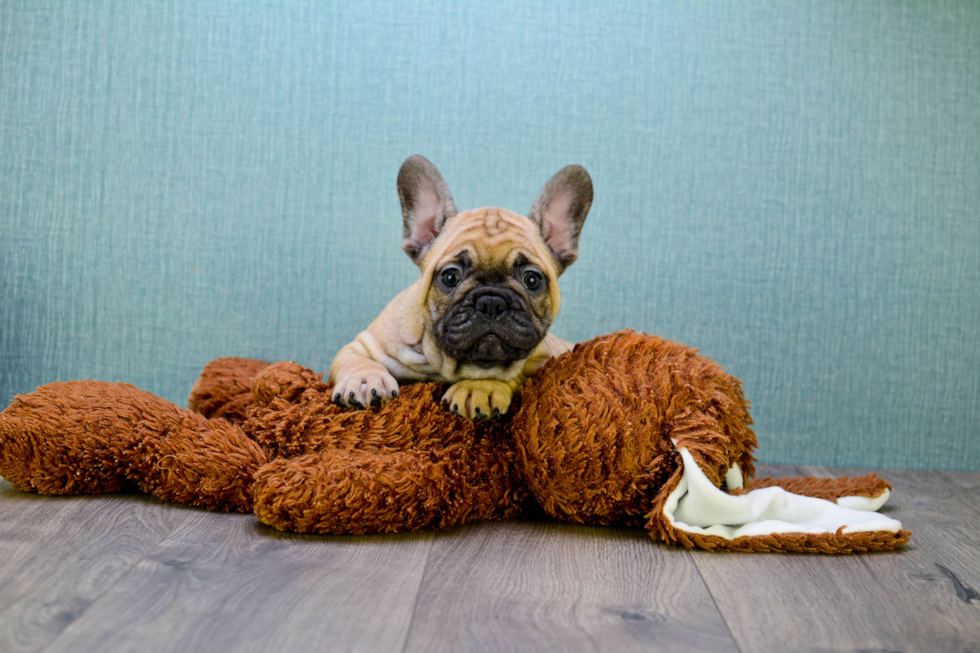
[
  {"xmin": 189, "ymin": 357, "xmax": 271, "ymax": 421},
  {"xmin": 250, "ymin": 361, "xmax": 329, "ymax": 406},
  {"xmin": 189, "ymin": 358, "xmax": 328, "ymax": 420},
  {"xmin": 0, "ymin": 381, "xmax": 267, "ymax": 512}
]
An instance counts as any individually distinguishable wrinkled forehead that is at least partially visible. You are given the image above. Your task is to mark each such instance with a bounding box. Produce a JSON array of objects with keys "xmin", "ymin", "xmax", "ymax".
[{"xmin": 426, "ymin": 208, "xmax": 555, "ymax": 274}]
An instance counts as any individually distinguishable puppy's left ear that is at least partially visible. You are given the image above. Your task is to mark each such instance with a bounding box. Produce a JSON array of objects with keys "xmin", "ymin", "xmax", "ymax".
[{"xmin": 528, "ymin": 165, "xmax": 593, "ymax": 272}]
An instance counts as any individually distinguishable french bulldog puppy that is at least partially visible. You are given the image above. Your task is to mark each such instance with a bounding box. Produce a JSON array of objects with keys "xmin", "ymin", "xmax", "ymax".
[{"xmin": 329, "ymin": 155, "xmax": 592, "ymax": 419}]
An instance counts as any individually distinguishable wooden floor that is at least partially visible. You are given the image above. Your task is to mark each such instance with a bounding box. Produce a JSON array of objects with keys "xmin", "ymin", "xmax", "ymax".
[{"xmin": 1, "ymin": 463, "xmax": 978, "ymax": 653}]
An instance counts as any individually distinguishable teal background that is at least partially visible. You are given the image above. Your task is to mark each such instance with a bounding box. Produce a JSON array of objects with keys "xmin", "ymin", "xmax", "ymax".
[{"xmin": 2, "ymin": 1, "xmax": 978, "ymax": 470}]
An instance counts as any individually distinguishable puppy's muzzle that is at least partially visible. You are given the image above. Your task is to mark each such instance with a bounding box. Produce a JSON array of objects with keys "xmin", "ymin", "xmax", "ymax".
[{"xmin": 437, "ymin": 288, "xmax": 544, "ymax": 366}]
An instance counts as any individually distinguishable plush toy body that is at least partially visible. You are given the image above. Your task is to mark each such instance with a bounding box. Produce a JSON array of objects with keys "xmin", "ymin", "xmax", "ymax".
[{"xmin": 0, "ymin": 331, "xmax": 910, "ymax": 553}]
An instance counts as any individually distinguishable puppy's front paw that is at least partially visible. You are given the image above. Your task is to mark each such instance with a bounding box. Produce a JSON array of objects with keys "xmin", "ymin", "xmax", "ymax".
[
  {"xmin": 332, "ymin": 369, "xmax": 400, "ymax": 409},
  {"xmin": 442, "ymin": 380, "xmax": 513, "ymax": 420}
]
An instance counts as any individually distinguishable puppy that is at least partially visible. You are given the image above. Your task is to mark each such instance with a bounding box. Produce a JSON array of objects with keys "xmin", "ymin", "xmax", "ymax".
[{"xmin": 329, "ymin": 155, "xmax": 592, "ymax": 419}]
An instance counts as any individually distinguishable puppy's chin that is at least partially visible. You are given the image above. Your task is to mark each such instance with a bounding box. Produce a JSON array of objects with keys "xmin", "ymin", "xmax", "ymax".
[{"xmin": 446, "ymin": 333, "xmax": 539, "ymax": 368}]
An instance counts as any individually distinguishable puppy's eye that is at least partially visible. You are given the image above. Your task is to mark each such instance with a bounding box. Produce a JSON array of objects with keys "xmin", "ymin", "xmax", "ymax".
[
  {"xmin": 522, "ymin": 270, "xmax": 543, "ymax": 291},
  {"xmin": 440, "ymin": 268, "xmax": 461, "ymax": 288}
]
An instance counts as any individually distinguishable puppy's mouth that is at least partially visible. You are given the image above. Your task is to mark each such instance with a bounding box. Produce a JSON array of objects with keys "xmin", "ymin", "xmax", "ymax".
[{"xmin": 436, "ymin": 288, "xmax": 545, "ymax": 367}]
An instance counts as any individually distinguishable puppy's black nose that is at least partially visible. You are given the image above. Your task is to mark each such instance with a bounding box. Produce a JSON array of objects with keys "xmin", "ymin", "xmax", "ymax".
[{"xmin": 474, "ymin": 293, "xmax": 508, "ymax": 320}]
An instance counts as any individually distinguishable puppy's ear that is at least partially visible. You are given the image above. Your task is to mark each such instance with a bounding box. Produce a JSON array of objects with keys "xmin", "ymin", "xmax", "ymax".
[
  {"xmin": 528, "ymin": 165, "xmax": 593, "ymax": 272},
  {"xmin": 397, "ymin": 155, "xmax": 458, "ymax": 265}
]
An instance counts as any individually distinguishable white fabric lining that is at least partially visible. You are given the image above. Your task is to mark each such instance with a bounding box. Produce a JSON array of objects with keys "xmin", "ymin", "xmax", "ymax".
[{"xmin": 663, "ymin": 447, "xmax": 902, "ymax": 540}]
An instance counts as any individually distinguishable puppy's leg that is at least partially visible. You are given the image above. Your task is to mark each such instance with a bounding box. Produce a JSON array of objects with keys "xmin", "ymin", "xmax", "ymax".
[
  {"xmin": 443, "ymin": 379, "xmax": 520, "ymax": 419},
  {"xmin": 329, "ymin": 286, "xmax": 425, "ymax": 409},
  {"xmin": 329, "ymin": 337, "xmax": 400, "ymax": 408},
  {"xmin": 442, "ymin": 334, "xmax": 574, "ymax": 419}
]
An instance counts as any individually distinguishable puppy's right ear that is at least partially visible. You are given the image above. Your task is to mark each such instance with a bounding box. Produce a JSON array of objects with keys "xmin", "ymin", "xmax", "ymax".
[{"xmin": 397, "ymin": 155, "xmax": 458, "ymax": 265}]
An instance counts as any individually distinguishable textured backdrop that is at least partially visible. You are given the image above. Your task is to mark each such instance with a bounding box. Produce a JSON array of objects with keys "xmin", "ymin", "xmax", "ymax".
[{"xmin": 2, "ymin": 1, "xmax": 978, "ymax": 470}]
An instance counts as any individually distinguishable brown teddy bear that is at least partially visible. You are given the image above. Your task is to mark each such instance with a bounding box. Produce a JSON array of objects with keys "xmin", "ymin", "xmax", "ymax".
[{"xmin": 0, "ymin": 331, "xmax": 910, "ymax": 553}]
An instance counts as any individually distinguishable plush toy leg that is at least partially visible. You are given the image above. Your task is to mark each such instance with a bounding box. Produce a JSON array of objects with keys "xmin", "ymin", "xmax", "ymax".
[
  {"xmin": 252, "ymin": 442, "xmax": 530, "ymax": 534},
  {"xmin": 0, "ymin": 381, "xmax": 267, "ymax": 512},
  {"xmin": 647, "ymin": 447, "xmax": 911, "ymax": 553}
]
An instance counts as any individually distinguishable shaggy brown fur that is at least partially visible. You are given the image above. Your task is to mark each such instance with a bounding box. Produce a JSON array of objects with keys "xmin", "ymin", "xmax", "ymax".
[
  {"xmin": 513, "ymin": 332, "xmax": 756, "ymax": 527},
  {"xmin": 0, "ymin": 331, "xmax": 910, "ymax": 552},
  {"xmin": 0, "ymin": 381, "xmax": 264, "ymax": 511}
]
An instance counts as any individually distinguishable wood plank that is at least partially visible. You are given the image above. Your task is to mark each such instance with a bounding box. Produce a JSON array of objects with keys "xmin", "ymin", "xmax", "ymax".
[
  {"xmin": 404, "ymin": 519, "xmax": 738, "ymax": 653},
  {"xmin": 0, "ymin": 480, "xmax": 191, "ymax": 653},
  {"xmin": 41, "ymin": 511, "xmax": 434, "ymax": 653},
  {"xmin": 5, "ymin": 464, "xmax": 976, "ymax": 653},
  {"xmin": 817, "ymin": 466, "xmax": 980, "ymax": 596},
  {"xmin": 692, "ymin": 465, "xmax": 980, "ymax": 653}
]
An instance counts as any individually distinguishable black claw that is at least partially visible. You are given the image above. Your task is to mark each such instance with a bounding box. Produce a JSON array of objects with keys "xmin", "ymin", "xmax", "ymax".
[
  {"xmin": 474, "ymin": 407, "xmax": 484, "ymax": 420},
  {"xmin": 370, "ymin": 389, "xmax": 381, "ymax": 407},
  {"xmin": 391, "ymin": 390, "xmax": 398, "ymax": 399},
  {"xmin": 493, "ymin": 408, "xmax": 501, "ymax": 418},
  {"xmin": 451, "ymin": 404, "xmax": 459, "ymax": 415},
  {"xmin": 333, "ymin": 393, "xmax": 342, "ymax": 405},
  {"xmin": 348, "ymin": 391, "xmax": 364, "ymax": 409}
]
